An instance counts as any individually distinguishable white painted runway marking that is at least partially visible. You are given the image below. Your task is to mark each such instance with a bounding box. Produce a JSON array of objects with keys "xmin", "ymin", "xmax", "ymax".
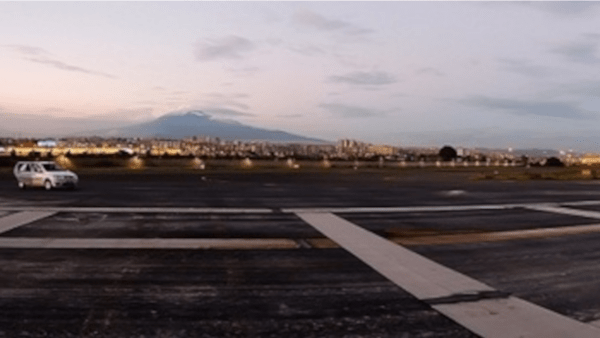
[
  {"xmin": 433, "ymin": 297, "xmax": 600, "ymax": 338},
  {"xmin": 296, "ymin": 212, "xmax": 600, "ymax": 338},
  {"xmin": 296, "ymin": 212, "xmax": 493, "ymax": 300},
  {"xmin": 524, "ymin": 205, "xmax": 600, "ymax": 220},
  {"xmin": 0, "ymin": 207, "xmax": 273, "ymax": 214},
  {"xmin": 0, "ymin": 238, "xmax": 299, "ymax": 250},
  {"xmin": 562, "ymin": 200, "xmax": 600, "ymax": 207},
  {"xmin": 284, "ymin": 204, "xmax": 523, "ymax": 214},
  {"xmin": 0, "ymin": 211, "xmax": 57, "ymax": 234},
  {"xmin": 0, "ymin": 200, "xmax": 598, "ymax": 215}
]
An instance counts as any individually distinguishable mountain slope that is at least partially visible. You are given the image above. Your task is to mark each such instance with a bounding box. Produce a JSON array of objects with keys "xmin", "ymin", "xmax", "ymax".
[{"xmin": 89, "ymin": 111, "xmax": 327, "ymax": 143}]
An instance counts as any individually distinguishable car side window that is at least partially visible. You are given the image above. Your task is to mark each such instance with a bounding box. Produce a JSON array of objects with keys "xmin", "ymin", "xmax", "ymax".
[
  {"xmin": 19, "ymin": 164, "xmax": 30, "ymax": 172},
  {"xmin": 32, "ymin": 164, "xmax": 43, "ymax": 173}
]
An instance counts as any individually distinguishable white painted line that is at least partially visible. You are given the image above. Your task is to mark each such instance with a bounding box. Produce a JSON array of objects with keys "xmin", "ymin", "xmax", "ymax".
[
  {"xmin": 525, "ymin": 205, "xmax": 600, "ymax": 220},
  {"xmin": 0, "ymin": 238, "xmax": 299, "ymax": 250},
  {"xmin": 0, "ymin": 207, "xmax": 272, "ymax": 214},
  {"xmin": 0, "ymin": 211, "xmax": 57, "ymax": 234},
  {"xmin": 561, "ymin": 200, "xmax": 600, "ymax": 207},
  {"xmin": 284, "ymin": 204, "xmax": 523, "ymax": 214},
  {"xmin": 295, "ymin": 212, "xmax": 494, "ymax": 300},
  {"xmin": 296, "ymin": 212, "xmax": 600, "ymax": 338},
  {"xmin": 434, "ymin": 297, "xmax": 600, "ymax": 338},
  {"xmin": 0, "ymin": 200, "xmax": 598, "ymax": 215}
]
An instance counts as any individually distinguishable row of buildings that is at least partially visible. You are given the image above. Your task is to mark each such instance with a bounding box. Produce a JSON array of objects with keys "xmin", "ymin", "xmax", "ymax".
[{"xmin": 0, "ymin": 136, "xmax": 596, "ymax": 165}]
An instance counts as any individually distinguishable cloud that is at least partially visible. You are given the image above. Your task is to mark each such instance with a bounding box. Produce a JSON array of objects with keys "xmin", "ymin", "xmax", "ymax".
[
  {"xmin": 389, "ymin": 92, "xmax": 408, "ymax": 98},
  {"xmin": 328, "ymin": 71, "xmax": 397, "ymax": 86},
  {"xmin": 583, "ymin": 33, "xmax": 600, "ymax": 40},
  {"xmin": 550, "ymin": 34, "xmax": 600, "ymax": 64},
  {"xmin": 200, "ymin": 93, "xmax": 251, "ymax": 111},
  {"xmin": 199, "ymin": 108, "xmax": 254, "ymax": 117},
  {"xmin": 319, "ymin": 103, "xmax": 385, "ymax": 118},
  {"xmin": 41, "ymin": 107, "xmax": 67, "ymax": 114},
  {"xmin": 292, "ymin": 9, "xmax": 373, "ymax": 36},
  {"xmin": 460, "ymin": 95, "xmax": 594, "ymax": 120},
  {"xmin": 212, "ymin": 100, "xmax": 250, "ymax": 110},
  {"xmin": 564, "ymin": 81, "xmax": 600, "ymax": 97},
  {"xmin": 206, "ymin": 92, "xmax": 249, "ymax": 99},
  {"xmin": 279, "ymin": 114, "xmax": 302, "ymax": 118},
  {"xmin": 194, "ymin": 36, "xmax": 256, "ymax": 61},
  {"xmin": 497, "ymin": 58, "xmax": 550, "ymax": 77},
  {"xmin": 225, "ymin": 66, "xmax": 260, "ymax": 77},
  {"xmin": 288, "ymin": 44, "xmax": 326, "ymax": 56},
  {"xmin": 88, "ymin": 108, "xmax": 155, "ymax": 122},
  {"xmin": 416, "ymin": 67, "xmax": 445, "ymax": 77},
  {"xmin": 4, "ymin": 44, "xmax": 47, "ymax": 56},
  {"xmin": 542, "ymin": 80, "xmax": 600, "ymax": 99},
  {"xmin": 520, "ymin": 2, "xmax": 600, "ymax": 16},
  {"xmin": 4, "ymin": 44, "xmax": 117, "ymax": 79}
]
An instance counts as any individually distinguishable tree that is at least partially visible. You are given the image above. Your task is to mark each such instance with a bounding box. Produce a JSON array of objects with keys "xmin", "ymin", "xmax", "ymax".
[
  {"xmin": 545, "ymin": 157, "xmax": 564, "ymax": 167},
  {"xmin": 439, "ymin": 145, "xmax": 457, "ymax": 161}
]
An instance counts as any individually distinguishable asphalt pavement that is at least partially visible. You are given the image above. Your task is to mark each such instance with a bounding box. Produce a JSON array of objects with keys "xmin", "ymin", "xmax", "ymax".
[{"xmin": 1, "ymin": 167, "xmax": 600, "ymax": 337}]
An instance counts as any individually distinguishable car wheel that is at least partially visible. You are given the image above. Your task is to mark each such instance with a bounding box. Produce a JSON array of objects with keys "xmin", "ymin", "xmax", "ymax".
[
  {"xmin": 44, "ymin": 180, "xmax": 53, "ymax": 191},
  {"xmin": 18, "ymin": 181, "xmax": 25, "ymax": 190}
]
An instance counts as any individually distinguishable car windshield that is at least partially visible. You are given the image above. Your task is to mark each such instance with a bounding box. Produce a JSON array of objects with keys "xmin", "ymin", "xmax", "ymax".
[{"xmin": 42, "ymin": 163, "xmax": 64, "ymax": 171}]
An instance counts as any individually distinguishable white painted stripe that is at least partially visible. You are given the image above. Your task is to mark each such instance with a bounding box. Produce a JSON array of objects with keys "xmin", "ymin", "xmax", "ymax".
[
  {"xmin": 0, "ymin": 200, "xmax": 598, "ymax": 215},
  {"xmin": 0, "ymin": 211, "xmax": 57, "ymax": 234},
  {"xmin": 434, "ymin": 297, "xmax": 600, "ymax": 338},
  {"xmin": 525, "ymin": 205, "xmax": 600, "ymax": 220},
  {"xmin": 0, "ymin": 238, "xmax": 298, "ymax": 250},
  {"xmin": 284, "ymin": 204, "xmax": 523, "ymax": 214},
  {"xmin": 296, "ymin": 212, "xmax": 600, "ymax": 338},
  {"xmin": 561, "ymin": 200, "xmax": 600, "ymax": 207},
  {"xmin": 295, "ymin": 212, "xmax": 494, "ymax": 300},
  {"xmin": 0, "ymin": 207, "xmax": 272, "ymax": 214}
]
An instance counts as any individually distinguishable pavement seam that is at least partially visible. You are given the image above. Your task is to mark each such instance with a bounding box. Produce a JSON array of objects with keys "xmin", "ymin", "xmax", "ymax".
[{"xmin": 423, "ymin": 290, "xmax": 511, "ymax": 305}]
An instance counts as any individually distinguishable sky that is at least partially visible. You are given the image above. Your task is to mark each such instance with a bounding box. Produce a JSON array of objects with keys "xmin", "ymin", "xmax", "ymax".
[{"xmin": 2, "ymin": 2, "xmax": 600, "ymax": 151}]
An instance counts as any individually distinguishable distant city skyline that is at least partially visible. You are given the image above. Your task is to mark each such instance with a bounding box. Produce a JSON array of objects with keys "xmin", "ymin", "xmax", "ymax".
[{"xmin": 3, "ymin": 2, "xmax": 600, "ymax": 151}]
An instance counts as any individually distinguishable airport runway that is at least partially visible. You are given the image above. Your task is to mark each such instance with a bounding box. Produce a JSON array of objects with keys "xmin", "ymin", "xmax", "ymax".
[{"xmin": 2, "ymin": 169, "xmax": 600, "ymax": 337}]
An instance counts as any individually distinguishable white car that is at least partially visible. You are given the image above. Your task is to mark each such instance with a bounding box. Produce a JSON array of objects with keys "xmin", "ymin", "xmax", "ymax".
[{"xmin": 13, "ymin": 161, "xmax": 78, "ymax": 190}]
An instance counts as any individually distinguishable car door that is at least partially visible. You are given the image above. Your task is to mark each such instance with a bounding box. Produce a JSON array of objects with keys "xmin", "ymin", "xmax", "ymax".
[
  {"xmin": 31, "ymin": 164, "xmax": 45, "ymax": 187},
  {"xmin": 17, "ymin": 163, "xmax": 33, "ymax": 185}
]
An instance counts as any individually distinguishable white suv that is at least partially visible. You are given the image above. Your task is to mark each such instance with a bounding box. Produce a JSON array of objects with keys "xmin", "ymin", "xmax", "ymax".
[{"xmin": 14, "ymin": 161, "xmax": 78, "ymax": 190}]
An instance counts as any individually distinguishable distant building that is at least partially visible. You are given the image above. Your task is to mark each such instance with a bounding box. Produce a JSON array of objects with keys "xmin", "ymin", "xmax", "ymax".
[
  {"xmin": 581, "ymin": 153, "xmax": 600, "ymax": 165},
  {"xmin": 37, "ymin": 140, "xmax": 57, "ymax": 148},
  {"xmin": 368, "ymin": 144, "xmax": 395, "ymax": 156}
]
